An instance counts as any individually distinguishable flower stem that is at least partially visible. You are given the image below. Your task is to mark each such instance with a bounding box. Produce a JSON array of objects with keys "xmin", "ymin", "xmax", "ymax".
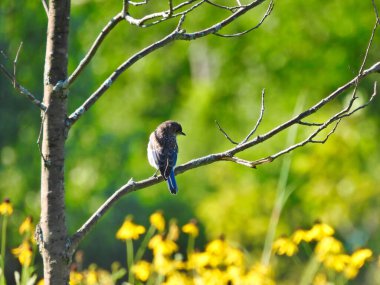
[
  {"xmin": 127, "ymin": 239, "xmax": 135, "ymax": 284},
  {"xmin": 0, "ymin": 216, "xmax": 8, "ymax": 285},
  {"xmin": 187, "ymin": 235, "xmax": 195, "ymax": 257},
  {"xmin": 135, "ymin": 225, "xmax": 155, "ymax": 263}
]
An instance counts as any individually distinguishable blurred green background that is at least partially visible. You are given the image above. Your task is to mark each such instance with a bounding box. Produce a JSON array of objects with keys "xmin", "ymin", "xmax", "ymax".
[{"xmin": 0, "ymin": 0, "xmax": 379, "ymax": 283}]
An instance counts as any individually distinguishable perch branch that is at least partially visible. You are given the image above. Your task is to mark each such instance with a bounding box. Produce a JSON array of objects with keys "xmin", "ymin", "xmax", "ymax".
[{"xmin": 68, "ymin": 64, "xmax": 378, "ymax": 253}]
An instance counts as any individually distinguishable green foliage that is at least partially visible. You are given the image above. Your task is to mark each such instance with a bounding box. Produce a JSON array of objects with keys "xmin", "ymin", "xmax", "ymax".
[{"xmin": 0, "ymin": 0, "xmax": 379, "ymax": 283}]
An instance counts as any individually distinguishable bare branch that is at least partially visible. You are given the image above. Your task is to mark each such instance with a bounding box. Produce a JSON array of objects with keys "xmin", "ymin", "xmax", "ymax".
[
  {"xmin": 68, "ymin": 0, "xmax": 269, "ymax": 127},
  {"xmin": 122, "ymin": 0, "xmax": 129, "ymax": 17},
  {"xmin": 204, "ymin": 0, "xmax": 246, "ymax": 12},
  {"xmin": 214, "ymin": 0, "xmax": 274, "ymax": 38},
  {"xmin": 241, "ymin": 88, "xmax": 265, "ymax": 144},
  {"xmin": 221, "ymin": 156, "xmax": 257, "ymax": 168},
  {"xmin": 298, "ymin": 121, "xmax": 323, "ymax": 126},
  {"xmin": 41, "ymin": 0, "xmax": 49, "ymax": 16},
  {"xmin": 0, "ymin": 63, "xmax": 47, "ymax": 111},
  {"xmin": 372, "ymin": 0, "xmax": 380, "ymax": 23},
  {"xmin": 215, "ymin": 120, "xmax": 239, "ymax": 145},
  {"xmin": 129, "ymin": 0, "xmax": 150, "ymax": 6},
  {"xmin": 124, "ymin": 0, "xmax": 202, "ymax": 27},
  {"xmin": 68, "ymin": 64, "xmax": 378, "ymax": 252},
  {"xmin": 13, "ymin": 41, "xmax": 23, "ymax": 88},
  {"xmin": 66, "ymin": 25, "xmax": 182, "ymax": 127},
  {"xmin": 67, "ymin": 13, "xmax": 124, "ymax": 86}
]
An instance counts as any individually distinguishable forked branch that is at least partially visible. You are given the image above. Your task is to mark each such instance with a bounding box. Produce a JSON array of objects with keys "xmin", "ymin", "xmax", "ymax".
[{"xmin": 66, "ymin": 0, "xmax": 270, "ymax": 127}]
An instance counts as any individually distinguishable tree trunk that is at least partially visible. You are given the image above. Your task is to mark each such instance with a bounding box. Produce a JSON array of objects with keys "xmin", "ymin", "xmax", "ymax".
[{"xmin": 39, "ymin": 0, "xmax": 71, "ymax": 284}]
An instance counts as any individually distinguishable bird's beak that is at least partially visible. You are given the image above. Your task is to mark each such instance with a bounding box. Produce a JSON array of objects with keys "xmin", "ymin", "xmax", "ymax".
[{"xmin": 180, "ymin": 131, "xmax": 186, "ymax": 136}]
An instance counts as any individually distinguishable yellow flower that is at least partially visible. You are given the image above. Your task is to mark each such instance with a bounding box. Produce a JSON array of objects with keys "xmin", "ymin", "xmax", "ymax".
[
  {"xmin": 307, "ymin": 222, "xmax": 335, "ymax": 242},
  {"xmin": 244, "ymin": 263, "xmax": 275, "ymax": 285},
  {"xmin": 85, "ymin": 265, "xmax": 98, "ymax": 285},
  {"xmin": 323, "ymin": 254, "xmax": 350, "ymax": 272},
  {"xmin": 292, "ymin": 229, "xmax": 311, "ymax": 244},
  {"xmin": 148, "ymin": 235, "xmax": 178, "ymax": 256},
  {"xmin": 344, "ymin": 265, "xmax": 359, "ymax": 280},
  {"xmin": 206, "ymin": 238, "xmax": 227, "ymax": 255},
  {"xmin": 225, "ymin": 247, "xmax": 244, "ymax": 266},
  {"xmin": 150, "ymin": 211, "xmax": 165, "ymax": 232},
  {"xmin": 272, "ymin": 237, "xmax": 298, "ymax": 256},
  {"xmin": 19, "ymin": 216, "xmax": 34, "ymax": 235},
  {"xmin": 187, "ymin": 252, "xmax": 210, "ymax": 269},
  {"xmin": 205, "ymin": 238, "xmax": 228, "ymax": 267},
  {"xmin": 167, "ymin": 220, "xmax": 179, "ymax": 241},
  {"xmin": 350, "ymin": 248, "xmax": 372, "ymax": 268},
  {"xmin": 152, "ymin": 254, "xmax": 178, "ymax": 276},
  {"xmin": 37, "ymin": 279, "xmax": 44, "ymax": 285},
  {"xmin": 315, "ymin": 236, "xmax": 343, "ymax": 261},
  {"xmin": 11, "ymin": 240, "xmax": 33, "ymax": 266},
  {"xmin": 163, "ymin": 272, "xmax": 193, "ymax": 285},
  {"xmin": 313, "ymin": 273, "xmax": 328, "ymax": 285},
  {"xmin": 132, "ymin": 260, "xmax": 151, "ymax": 281},
  {"xmin": 182, "ymin": 220, "xmax": 199, "ymax": 237},
  {"xmin": 0, "ymin": 198, "xmax": 13, "ymax": 216},
  {"xmin": 116, "ymin": 217, "xmax": 145, "ymax": 240},
  {"xmin": 69, "ymin": 271, "xmax": 84, "ymax": 285}
]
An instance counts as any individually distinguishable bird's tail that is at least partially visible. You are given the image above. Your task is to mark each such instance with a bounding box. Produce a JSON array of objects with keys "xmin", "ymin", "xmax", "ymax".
[{"xmin": 167, "ymin": 169, "xmax": 178, "ymax": 195}]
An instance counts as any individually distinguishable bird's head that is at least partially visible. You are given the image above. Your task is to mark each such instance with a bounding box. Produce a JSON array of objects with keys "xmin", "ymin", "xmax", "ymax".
[{"xmin": 163, "ymin": 120, "xmax": 186, "ymax": 136}]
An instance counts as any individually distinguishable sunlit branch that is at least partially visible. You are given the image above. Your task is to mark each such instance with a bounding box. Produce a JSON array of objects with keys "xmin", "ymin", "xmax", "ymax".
[
  {"xmin": 241, "ymin": 88, "xmax": 266, "ymax": 144},
  {"xmin": 67, "ymin": 13, "xmax": 124, "ymax": 86},
  {"xmin": 204, "ymin": 0, "xmax": 247, "ymax": 12},
  {"xmin": 215, "ymin": 120, "xmax": 239, "ymax": 145},
  {"xmin": 68, "ymin": 63, "xmax": 378, "ymax": 253},
  {"xmin": 67, "ymin": 0, "xmax": 269, "ymax": 127},
  {"xmin": 0, "ymin": 63, "xmax": 47, "ymax": 111},
  {"xmin": 214, "ymin": 0, "xmax": 274, "ymax": 37},
  {"xmin": 13, "ymin": 42, "xmax": 23, "ymax": 88},
  {"xmin": 41, "ymin": 0, "xmax": 49, "ymax": 16},
  {"xmin": 124, "ymin": 0, "xmax": 200, "ymax": 27}
]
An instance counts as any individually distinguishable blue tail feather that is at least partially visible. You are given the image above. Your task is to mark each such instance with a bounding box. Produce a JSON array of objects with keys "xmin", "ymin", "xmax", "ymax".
[{"xmin": 167, "ymin": 169, "xmax": 178, "ymax": 194}]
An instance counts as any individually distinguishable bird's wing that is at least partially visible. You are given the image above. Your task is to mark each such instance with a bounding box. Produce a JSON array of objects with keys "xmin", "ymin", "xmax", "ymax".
[{"xmin": 160, "ymin": 146, "xmax": 177, "ymax": 180}]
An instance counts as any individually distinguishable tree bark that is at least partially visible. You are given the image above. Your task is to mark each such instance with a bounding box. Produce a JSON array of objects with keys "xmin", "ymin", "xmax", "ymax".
[{"xmin": 39, "ymin": 0, "xmax": 71, "ymax": 284}]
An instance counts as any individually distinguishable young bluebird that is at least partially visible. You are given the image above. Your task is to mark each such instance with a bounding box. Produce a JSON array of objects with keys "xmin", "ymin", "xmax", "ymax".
[{"xmin": 147, "ymin": 120, "xmax": 185, "ymax": 194}]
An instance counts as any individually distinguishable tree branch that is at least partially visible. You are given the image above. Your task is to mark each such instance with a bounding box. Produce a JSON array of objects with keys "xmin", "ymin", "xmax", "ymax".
[
  {"xmin": 68, "ymin": 63, "xmax": 379, "ymax": 253},
  {"xmin": 0, "ymin": 63, "xmax": 47, "ymax": 111},
  {"xmin": 67, "ymin": 13, "xmax": 124, "ymax": 86},
  {"xmin": 67, "ymin": 0, "xmax": 269, "ymax": 127},
  {"xmin": 214, "ymin": 0, "xmax": 274, "ymax": 38}
]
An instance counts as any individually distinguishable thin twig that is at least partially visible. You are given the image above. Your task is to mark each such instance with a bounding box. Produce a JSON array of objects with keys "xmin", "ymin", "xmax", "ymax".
[
  {"xmin": 41, "ymin": 0, "xmax": 49, "ymax": 16},
  {"xmin": 37, "ymin": 107, "xmax": 50, "ymax": 165},
  {"xmin": 13, "ymin": 42, "xmax": 23, "ymax": 88},
  {"xmin": 241, "ymin": 88, "xmax": 265, "ymax": 144},
  {"xmin": 122, "ymin": 0, "xmax": 129, "ymax": 17},
  {"xmin": 129, "ymin": 0, "xmax": 149, "ymax": 6},
  {"xmin": 214, "ymin": 0, "xmax": 274, "ymax": 38},
  {"xmin": 204, "ymin": 0, "xmax": 247, "ymax": 12},
  {"xmin": 298, "ymin": 121, "xmax": 323, "ymax": 126},
  {"xmin": 0, "ymin": 63, "xmax": 47, "ymax": 111},
  {"xmin": 215, "ymin": 120, "xmax": 239, "ymax": 145}
]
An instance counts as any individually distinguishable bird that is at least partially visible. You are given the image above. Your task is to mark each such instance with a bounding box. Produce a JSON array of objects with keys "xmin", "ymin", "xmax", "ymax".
[{"xmin": 147, "ymin": 120, "xmax": 185, "ymax": 194}]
